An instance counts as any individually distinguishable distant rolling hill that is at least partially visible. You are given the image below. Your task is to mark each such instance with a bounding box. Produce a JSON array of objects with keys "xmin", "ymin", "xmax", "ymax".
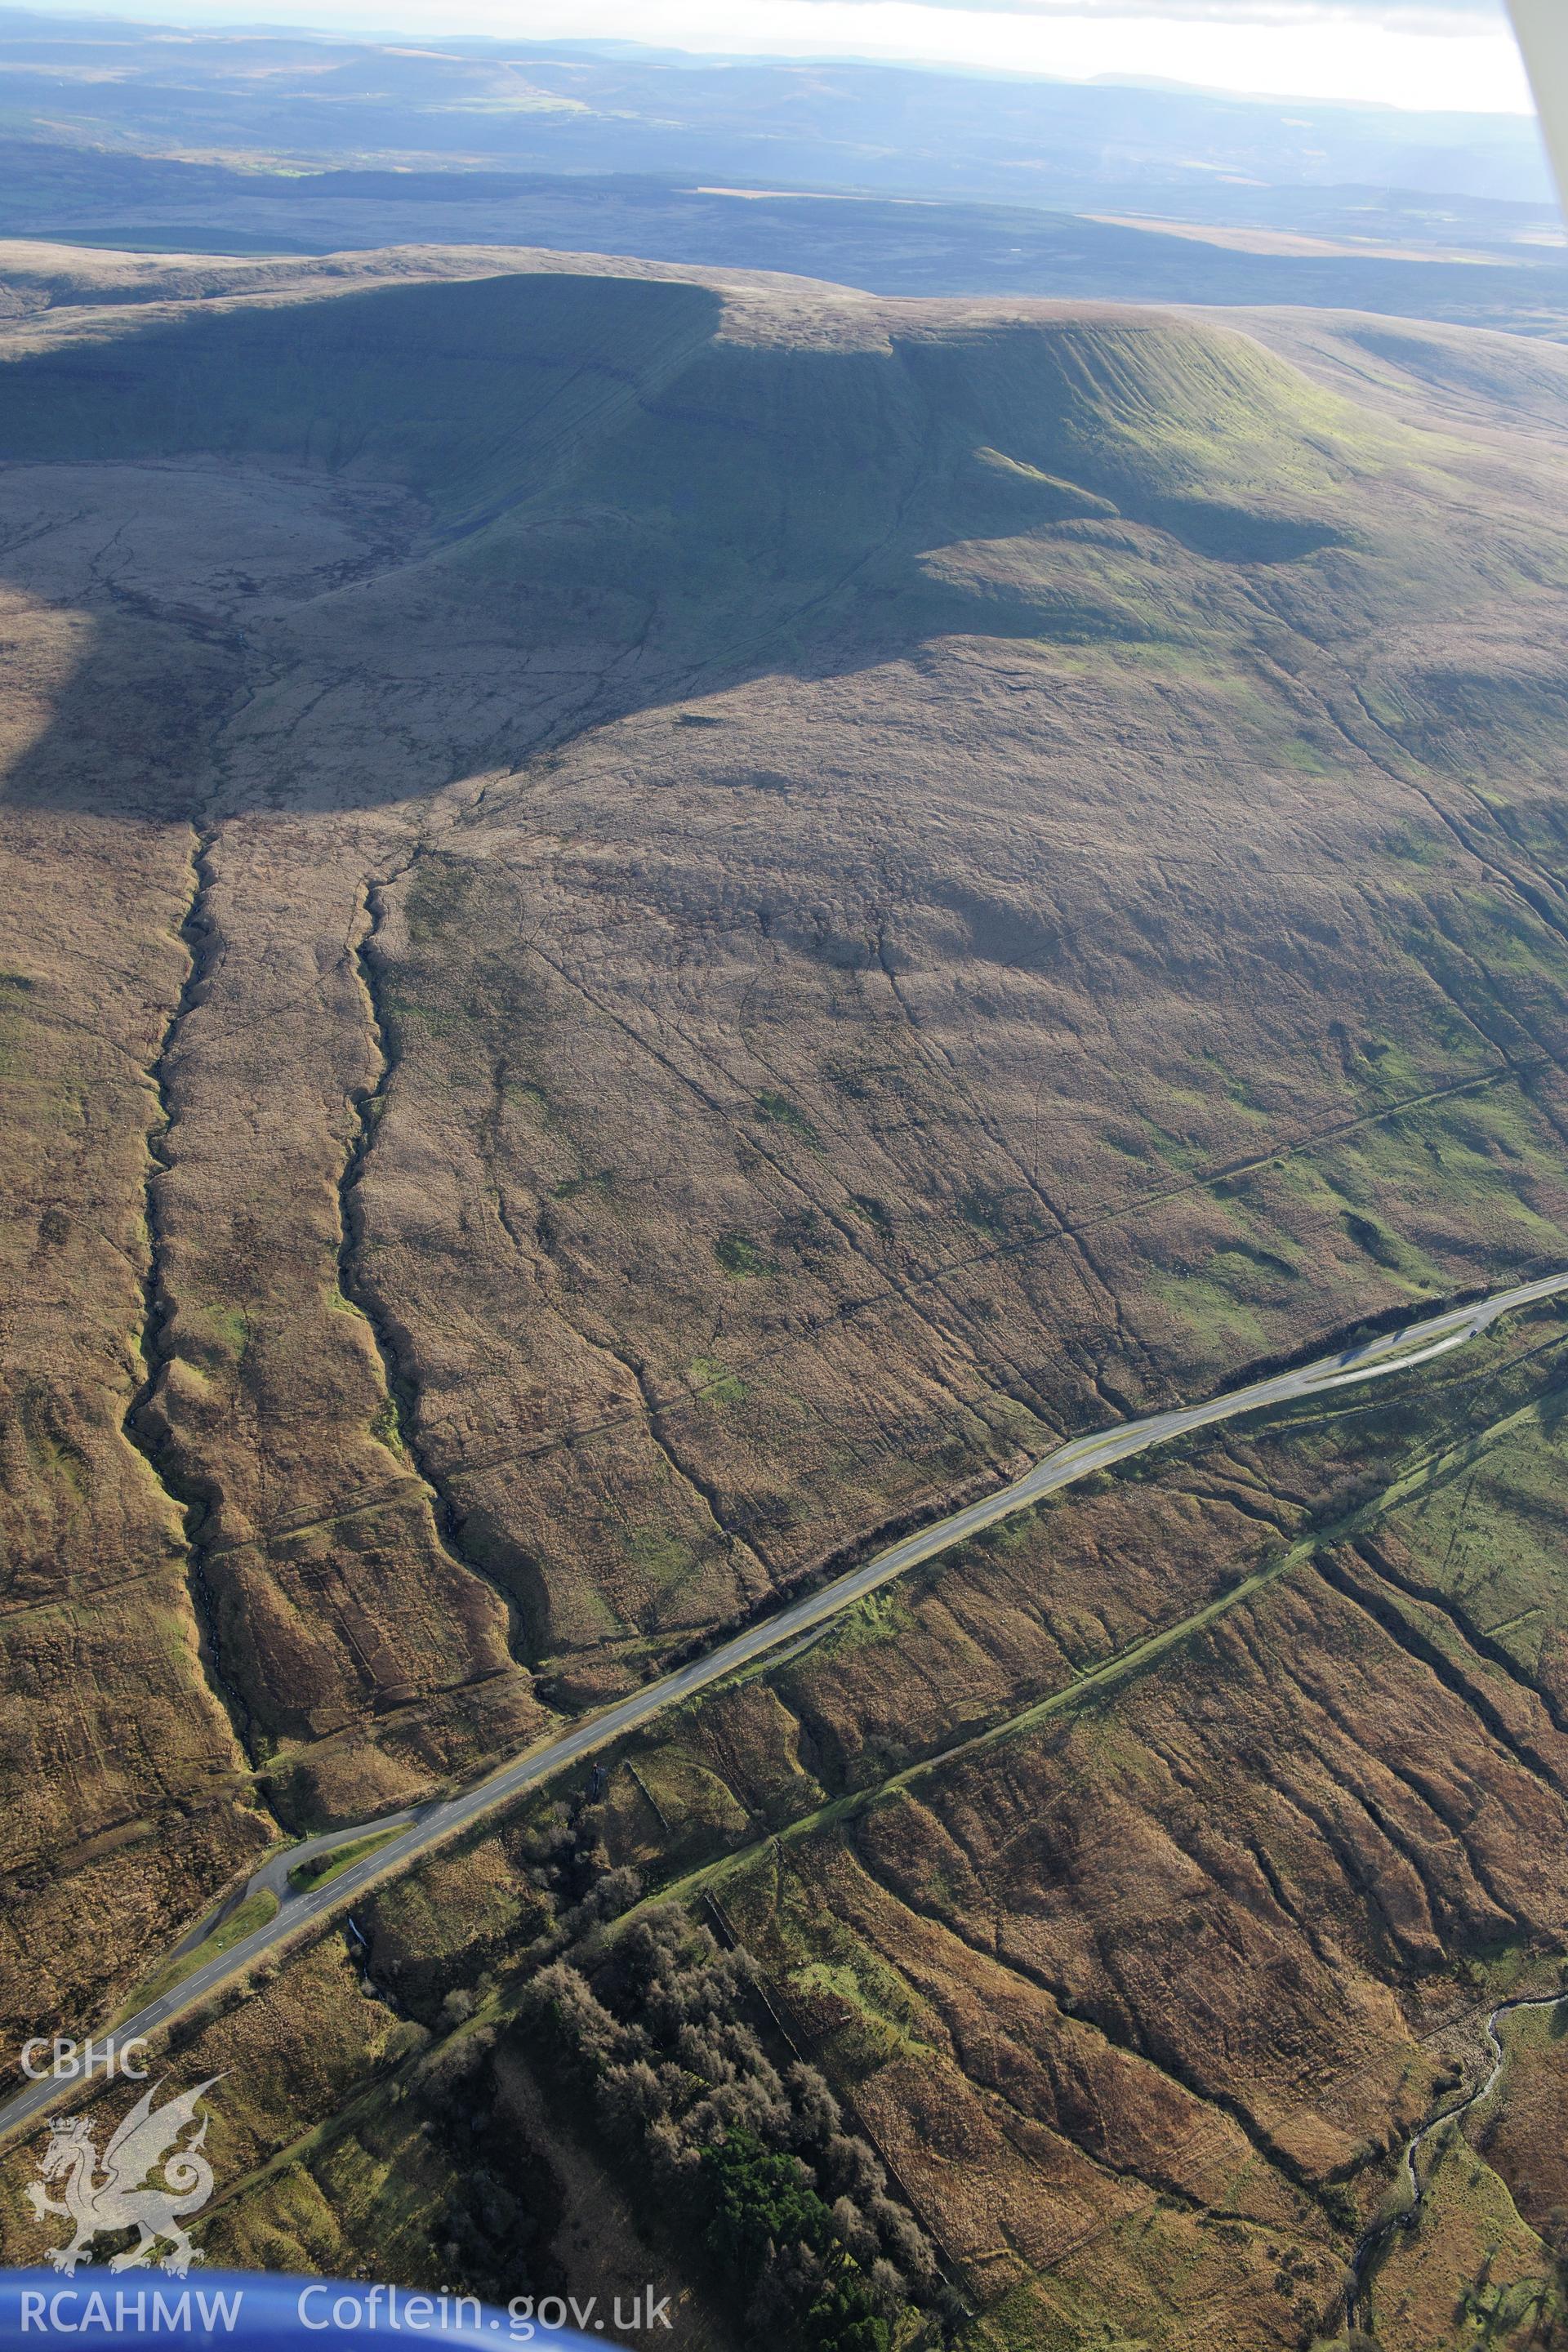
[
  {"xmin": 0, "ymin": 6, "xmax": 1563, "ymax": 343},
  {"xmin": 0, "ymin": 9, "xmax": 1553, "ymax": 207},
  {"xmin": 2, "ymin": 141, "xmax": 1566, "ymax": 339}
]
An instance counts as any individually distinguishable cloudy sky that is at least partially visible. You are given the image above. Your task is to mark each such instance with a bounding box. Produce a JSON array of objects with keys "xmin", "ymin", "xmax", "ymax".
[
  {"xmin": 39, "ymin": 0, "xmax": 1535, "ymax": 113},
  {"xmin": 533, "ymin": 0, "xmax": 1530, "ymax": 108}
]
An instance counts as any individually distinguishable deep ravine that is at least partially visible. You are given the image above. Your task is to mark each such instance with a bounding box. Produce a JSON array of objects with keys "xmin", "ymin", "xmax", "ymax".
[
  {"xmin": 337, "ymin": 857, "xmax": 532, "ymax": 1664},
  {"xmin": 1346, "ymin": 1979, "xmax": 1568, "ymax": 2329},
  {"xmin": 122, "ymin": 818, "xmax": 260, "ymax": 1766}
]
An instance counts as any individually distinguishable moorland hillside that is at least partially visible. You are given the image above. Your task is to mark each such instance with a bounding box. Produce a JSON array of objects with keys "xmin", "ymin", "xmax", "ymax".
[{"xmin": 6, "ymin": 247, "xmax": 1568, "ymax": 2180}]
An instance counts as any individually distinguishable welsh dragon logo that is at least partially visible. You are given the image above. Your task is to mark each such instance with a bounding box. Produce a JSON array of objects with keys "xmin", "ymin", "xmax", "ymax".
[{"xmin": 24, "ymin": 2077, "xmax": 221, "ymax": 2277}]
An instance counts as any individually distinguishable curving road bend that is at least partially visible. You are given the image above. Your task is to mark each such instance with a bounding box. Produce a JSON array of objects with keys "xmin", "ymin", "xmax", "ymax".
[{"xmin": 4, "ymin": 1267, "xmax": 1568, "ymax": 2150}]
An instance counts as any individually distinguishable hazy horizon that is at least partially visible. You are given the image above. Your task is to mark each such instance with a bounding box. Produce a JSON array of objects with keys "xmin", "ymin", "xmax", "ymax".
[{"xmin": 1, "ymin": 0, "xmax": 1539, "ymax": 113}]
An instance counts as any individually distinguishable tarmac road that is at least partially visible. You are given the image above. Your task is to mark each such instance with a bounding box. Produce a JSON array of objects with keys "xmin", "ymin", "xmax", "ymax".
[{"xmin": 5, "ymin": 1265, "xmax": 1566, "ymax": 2149}]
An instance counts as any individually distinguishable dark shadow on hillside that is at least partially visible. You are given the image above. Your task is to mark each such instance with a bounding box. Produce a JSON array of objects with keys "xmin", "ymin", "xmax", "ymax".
[{"xmin": 0, "ymin": 265, "xmax": 1361, "ymax": 819}]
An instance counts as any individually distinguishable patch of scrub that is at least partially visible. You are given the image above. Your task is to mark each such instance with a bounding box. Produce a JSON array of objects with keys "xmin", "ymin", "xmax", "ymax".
[
  {"xmin": 403, "ymin": 855, "xmax": 479, "ymax": 944},
  {"xmin": 792, "ymin": 1959, "xmax": 932, "ymax": 2062},
  {"xmin": 815, "ymin": 1585, "xmax": 917, "ymax": 1661},
  {"xmin": 189, "ymin": 1303, "xmax": 252, "ymax": 1366},
  {"xmin": 753, "ymin": 1089, "xmax": 820, "ymax": 1145},
  {"xmin": 627, "ymin": 1526, "xmax": 703, "ymax": 1593},
  {"xmin": 714, "ymin": 1231, "xmax": 775, "ymax": 1276},
  {"xmin": 1388, "ymin": 1409, "xmax": 1568, "ymax": 1685},
  {"xmin": 369, "ymin": 1394, "xmax": 406, "ymax": 1458},
  {"xmin": 1150, "ymin": 1270, "xmax": 1270, "ymax": 1355},
  {"xmin": 687, "ymin": 1355, "xmax": 746, "ymax": 1405},
  {"xmin": 630, "ymin": 1748, "xmax": 751, "ymax": 1845}
]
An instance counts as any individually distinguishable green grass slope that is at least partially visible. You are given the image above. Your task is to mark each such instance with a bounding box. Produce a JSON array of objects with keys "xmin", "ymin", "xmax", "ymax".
[{"xmin": 0, "ymin": 256, "xmax": 1374, "ymax": 582}]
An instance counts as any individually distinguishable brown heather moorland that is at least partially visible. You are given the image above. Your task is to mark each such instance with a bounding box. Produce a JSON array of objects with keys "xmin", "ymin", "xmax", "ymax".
[{"xmin": 6, "ymin": 241, "xmax": 1568, "ymax": 2346}]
